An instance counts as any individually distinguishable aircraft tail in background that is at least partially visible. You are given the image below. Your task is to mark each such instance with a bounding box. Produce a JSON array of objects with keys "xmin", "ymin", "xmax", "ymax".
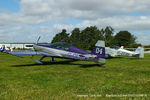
[
  {"xmin": 0, "ymin": 45, "xmax": 6, "ymax": 52},
  {"xmin": 135, "ymin": 47, "xmax": 144, "ymax": 58}
]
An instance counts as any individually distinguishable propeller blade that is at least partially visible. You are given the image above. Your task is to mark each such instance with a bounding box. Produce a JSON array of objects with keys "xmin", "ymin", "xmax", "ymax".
[{"xmin": 36, "ymin": 36, "xmax": 41, "ymax": 44}]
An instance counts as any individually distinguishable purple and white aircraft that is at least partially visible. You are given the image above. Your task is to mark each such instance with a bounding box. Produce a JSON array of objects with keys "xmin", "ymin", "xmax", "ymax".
[
  {"xmin": 0, "ymin": 45, "xmax": 6, "ymax": 52},
  {"xmin": 9, "ymin": 40, "xmax": 106, "ymax": 65}
]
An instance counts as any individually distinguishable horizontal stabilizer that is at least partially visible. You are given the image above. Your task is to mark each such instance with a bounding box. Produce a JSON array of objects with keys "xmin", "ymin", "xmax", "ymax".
[{"xmin": 8, "ymin": 51, "xmax": 44, "ymax": 56}]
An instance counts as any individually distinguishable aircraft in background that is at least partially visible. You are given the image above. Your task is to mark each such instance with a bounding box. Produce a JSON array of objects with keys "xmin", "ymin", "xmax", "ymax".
[
  {"xmin": 0, "ymin": 45, "xmax": 5, "ymax": 52},
  {"xmin": 0, "ymin": 45, "xmax": 12, "ymax": 53},
  {"xmin": 8, "ymin": 38, "xmax": 106, "ymax": 65},
  {"xmin": 105, "ymin": 46, "xmax": 144, "ymax": 58}
]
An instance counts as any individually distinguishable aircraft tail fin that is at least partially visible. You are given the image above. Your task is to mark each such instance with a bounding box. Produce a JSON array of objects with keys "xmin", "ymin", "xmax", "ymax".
[
  {"xmin": 135, "ymin": 46, "xmax": 144, "ymax": 58},
  {"xmin": 92, "ymin": 40, "xmax": 105, "ymax": 64},
  {"xmin": 0, "ymin": 45, "xmax": 6, "ymax": 52}
]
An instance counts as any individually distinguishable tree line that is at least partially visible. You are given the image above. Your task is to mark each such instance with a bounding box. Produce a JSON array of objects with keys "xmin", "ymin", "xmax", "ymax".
[{"xmin": 51, "ymin": 26, "xmax": 141, "ymax": 50}]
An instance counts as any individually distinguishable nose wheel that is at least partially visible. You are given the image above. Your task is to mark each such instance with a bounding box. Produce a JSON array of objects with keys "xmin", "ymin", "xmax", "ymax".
[
  {"xmin": 35, "ymin": 56, "xmax": 46, "ymax": 64},
  {"xmin": 35, "ymin": 60, "xmax": 43, "ymax": 64},
  {"xmin": 35, "ymin": 56, "xmax": 56, "ymax": 64}
]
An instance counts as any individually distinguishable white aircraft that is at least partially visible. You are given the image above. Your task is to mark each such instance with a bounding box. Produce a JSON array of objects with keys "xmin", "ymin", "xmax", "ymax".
[
  {"xmin": 9, "ymin": 39, "xmax": 106, "ymax": 65},
  {"xmin": 0, "ymin": 45, "xmax": 11, "ymax": 52},
  {"xmin": 105, "ymin": 46, "xmax": 144, "ymax": 58}
]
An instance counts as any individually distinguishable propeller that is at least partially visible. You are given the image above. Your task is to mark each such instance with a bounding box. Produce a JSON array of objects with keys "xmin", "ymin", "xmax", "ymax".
[
  {"xmin": 36, "ymin": 36, "xmax": 41, "ymax": 44},
  {"xmin": 25, "ymin": 36, "xmax": 41, "ymax": 57},
  {"xmin": 25, "ymin": 36, "xmax": 41, "ymax": 48},
  {"xmin": 35, "ymin": 36, "xmax": 41, "ymax": 55}
]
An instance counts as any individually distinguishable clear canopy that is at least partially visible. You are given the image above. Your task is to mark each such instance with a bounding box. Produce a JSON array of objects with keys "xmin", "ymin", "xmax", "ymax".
[{"xmin": 50, "ymin": 42, "xmax": 71, "ymax": 50}]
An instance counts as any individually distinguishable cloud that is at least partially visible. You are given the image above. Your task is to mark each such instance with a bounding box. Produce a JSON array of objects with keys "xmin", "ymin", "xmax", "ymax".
[
  {"xmin": 77, "ymin": 16, "xmax": 150, "ymax": 31},
  {"xmin": 54, "ymin": 0, "xmax": 150, "ymax": 18},
  {"xmin": 1, "ymin": 0, "xmax": 150, "ymax": 26},
  {"xmin": 136, "ymin": 33, "xmax": 150, "ymax": 45},
  {"xmin": 19, "ymin": 0, "xmax": 150, "ymax": 20},
  {"xmin": 0, "ymin": 0, "xmax": 150, "ymax": 44},
  {"xmin": 20, "ymin": 0, "xmax": 53, "ymax": 16}
]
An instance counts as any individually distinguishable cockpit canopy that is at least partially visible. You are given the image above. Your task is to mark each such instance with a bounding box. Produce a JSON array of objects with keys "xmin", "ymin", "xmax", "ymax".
[{"xmin": 50, "ymin": 42, "xmax": 72, "ymax": 51}]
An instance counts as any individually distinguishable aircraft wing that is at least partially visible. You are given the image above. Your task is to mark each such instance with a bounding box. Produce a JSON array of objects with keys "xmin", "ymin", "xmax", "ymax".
[{"xmin": 8, "ymin": 51, "xmax": 44, "ymax": 56}]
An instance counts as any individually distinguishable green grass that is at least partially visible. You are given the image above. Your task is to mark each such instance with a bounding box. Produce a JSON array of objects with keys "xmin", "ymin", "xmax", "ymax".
[{"xmin": 0, "ymin": 53, "xmax": 150, "ymax": 100}]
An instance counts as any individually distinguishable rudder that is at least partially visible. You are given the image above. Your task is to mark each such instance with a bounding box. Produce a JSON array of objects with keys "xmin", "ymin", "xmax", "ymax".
[
  {"xmin": 92, "ymin": 40, "xmax": 105, "ymax": 64},
  {"xmin": 135, "ymin": 47, "xmax": 144, "ymax": 58}
]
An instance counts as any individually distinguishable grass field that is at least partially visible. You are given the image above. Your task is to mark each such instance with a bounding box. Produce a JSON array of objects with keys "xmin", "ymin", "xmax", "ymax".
[{"xmin": 0, "ymin": 53, "xmax": 150, "ymax": 100}]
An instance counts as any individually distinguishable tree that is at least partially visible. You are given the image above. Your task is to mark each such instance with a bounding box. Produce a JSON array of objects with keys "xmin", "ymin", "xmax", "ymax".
[
  {"xmin": 101, "ymin": 26, "xmax": 115, "ymax": 46},
  {"xmin": 51, "ymin": 29, "xmax": 70, "ymax": 43},
  {"xmin": 115, "ymin": 31, "xmax": 133, "ymax": 47},
  {"xmin": 127, "ymin": 35, "xmax": 140, "ymax": 48},
  {"xmin": 51, "ymin": 26, "xmax": 138, "ymax": 49},
  {"xmin": 69, "ymin": 28, "xmax": 81, "ymax": 47},
  {"xmin": 80, "ymin": 26, "xmax": 104, "ymax": 50},
  {"xmin": 130, "ymin": 35, "xmax": 137, "ymax": 44},
  {"xmin": 104, "ymin": 26, "xmax": 114, "ymax": 41}
]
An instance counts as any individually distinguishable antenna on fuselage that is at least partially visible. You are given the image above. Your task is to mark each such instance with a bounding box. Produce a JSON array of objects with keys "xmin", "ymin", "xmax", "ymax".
[{"xmin": 36, "ymin": 36, "xmax": 41, "ymax": 44}]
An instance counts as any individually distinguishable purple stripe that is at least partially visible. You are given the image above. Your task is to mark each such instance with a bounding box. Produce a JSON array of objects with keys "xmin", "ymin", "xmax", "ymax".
[
  {"xmin": 36, "ymin": 44, "xmax": 51, "ymax": 48},
  {"xmin": 69, "ymin": 46, "xmax": 89, "ymax": 54}
]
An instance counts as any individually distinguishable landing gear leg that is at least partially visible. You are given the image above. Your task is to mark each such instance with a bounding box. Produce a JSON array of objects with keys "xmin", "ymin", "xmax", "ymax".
[
  {"xmin": 51, "ymin": 57, "xmax": 56, "ymax": 62},
  {"xmin": 35, "ymin": 56, "xmax": 46, "ymax": 64}
]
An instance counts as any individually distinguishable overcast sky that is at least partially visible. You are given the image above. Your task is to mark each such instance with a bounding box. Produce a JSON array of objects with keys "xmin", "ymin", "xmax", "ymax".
[{"xmin": 0, "ymin": 0, "xmax": 150, "ymax": 45}]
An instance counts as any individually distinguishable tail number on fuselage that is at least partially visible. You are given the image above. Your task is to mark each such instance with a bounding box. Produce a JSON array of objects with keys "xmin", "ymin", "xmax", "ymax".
[{"xmin": 96, "ymin": 48, "xmax": 103, "ymax": 54}]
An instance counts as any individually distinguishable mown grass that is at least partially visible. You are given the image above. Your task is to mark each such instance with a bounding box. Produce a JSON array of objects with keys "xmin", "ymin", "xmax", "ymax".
[{"xmin": 0, "ymin": 53, "xmax": 150, "ymax": 100}]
